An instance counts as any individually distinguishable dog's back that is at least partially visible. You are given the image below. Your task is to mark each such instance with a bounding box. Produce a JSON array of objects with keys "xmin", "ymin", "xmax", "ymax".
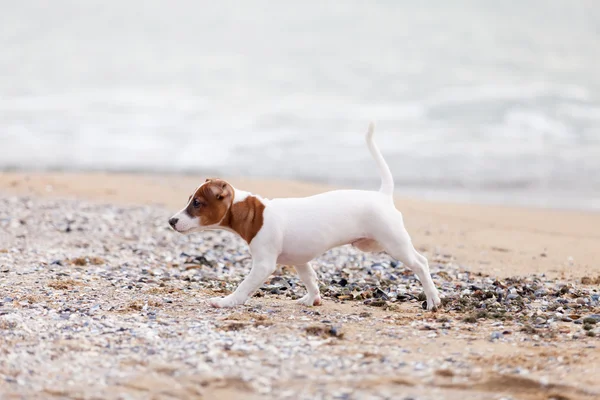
[{"xmin": 267, "ymin": 189, "xmax": 393, "ymax": 264}]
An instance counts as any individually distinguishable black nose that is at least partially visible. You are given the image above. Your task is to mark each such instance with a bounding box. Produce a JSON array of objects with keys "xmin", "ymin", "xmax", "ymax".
[{"xmin": 169, "ymin": 217, "xmax": 178, "ymax": 228}]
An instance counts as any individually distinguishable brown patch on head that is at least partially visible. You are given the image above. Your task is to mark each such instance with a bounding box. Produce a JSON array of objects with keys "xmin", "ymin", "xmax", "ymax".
[
  {"xmin": 220, "ymin": 196, "xmax": 265, "ymax": 244},
  {"xmin": 182, "ymin": 179, "xmax": 265, "ymax": 242},
  {"xmin": 186, "ymin": 179, "xmax": 234, "ymax": 226}
]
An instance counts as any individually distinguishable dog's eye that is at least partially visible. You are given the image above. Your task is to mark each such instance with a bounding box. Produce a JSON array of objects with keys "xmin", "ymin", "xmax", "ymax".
[{"xmin": 192, "ymin": 198, "xmax": 201, "ymax": 208}]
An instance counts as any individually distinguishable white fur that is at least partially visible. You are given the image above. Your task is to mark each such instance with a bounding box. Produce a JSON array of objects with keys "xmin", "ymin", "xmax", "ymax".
[
  {"xmin": 232, "ymin": 189, "xmax": 252, "ymax": 204},
  {"xmin": 171, "ymin": 123, "xmax": 442, "ymax": 311}
]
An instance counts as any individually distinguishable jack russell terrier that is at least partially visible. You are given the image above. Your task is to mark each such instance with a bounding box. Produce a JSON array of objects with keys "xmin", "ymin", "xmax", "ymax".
[{"xmin": 169, "ymin": 124, "xmax": 442, "ymax": 311}]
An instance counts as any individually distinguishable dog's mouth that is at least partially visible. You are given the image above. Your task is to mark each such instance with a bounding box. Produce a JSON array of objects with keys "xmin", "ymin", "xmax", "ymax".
[
  {"xmin": 169, "ymin": 223, "xmax": 189, "ymax": 233},
  {"xmin": 173, "ymin": 224, "xmax": 201, "ymax": 235},
  {"xmin": 169, "ymin": 212, "xmax": 205, "ymax": 234}
]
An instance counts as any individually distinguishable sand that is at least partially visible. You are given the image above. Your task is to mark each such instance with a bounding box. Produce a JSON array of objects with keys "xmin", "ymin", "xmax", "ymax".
[
  {"xmin": 1, "ymin": 171, "xmax": 599, "ymax": 400},
  {"xmin": 2, "ymin": 171, "xmax": 598, "ymax": 281}
]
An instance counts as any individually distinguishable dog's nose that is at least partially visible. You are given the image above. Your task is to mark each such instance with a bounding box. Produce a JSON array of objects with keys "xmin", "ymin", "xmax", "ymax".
[{"xmin": 168, "ymin": 217, "xmax": 178, "ymax": 228}]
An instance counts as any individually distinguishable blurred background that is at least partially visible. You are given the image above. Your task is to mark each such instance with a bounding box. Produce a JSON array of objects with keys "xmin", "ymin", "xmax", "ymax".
[{"xmin": 1, "ymin": 0, "xmax": 599, "ymax": 209}]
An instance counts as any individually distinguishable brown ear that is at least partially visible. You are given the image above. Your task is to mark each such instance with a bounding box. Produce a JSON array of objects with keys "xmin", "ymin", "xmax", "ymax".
[
  {"xmin": 215, "ymin": 186, "xmax": 229, "ymax": 200},
  {"xmin": 209, "ymin": 180, "xmax": 231, "ymax": 201}
]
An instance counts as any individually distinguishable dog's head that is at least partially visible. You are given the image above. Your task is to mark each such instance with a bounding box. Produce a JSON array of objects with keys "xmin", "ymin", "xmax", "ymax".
[{"xmin": 169, "ymin": 178, "xmax": 234, "ymax": 233}]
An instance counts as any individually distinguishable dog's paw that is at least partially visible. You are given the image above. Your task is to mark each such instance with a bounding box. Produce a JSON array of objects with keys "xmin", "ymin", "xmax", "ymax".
[
  {"xmin": 426, "ymin": 294, "xmax": 442, "ymax": 311},
  {"xmin": 296, "ymin": 293, "xmax": 322, "ymax": 307},
  {"xmin": 208, "ymin": 296, "xmax": 239, "ymax": 308}
]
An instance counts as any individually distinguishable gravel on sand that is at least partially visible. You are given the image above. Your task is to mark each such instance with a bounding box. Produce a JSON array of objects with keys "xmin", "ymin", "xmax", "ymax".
[{"xmin": 1, "ymin": 195, "xmax": 599, "ymax": 399}]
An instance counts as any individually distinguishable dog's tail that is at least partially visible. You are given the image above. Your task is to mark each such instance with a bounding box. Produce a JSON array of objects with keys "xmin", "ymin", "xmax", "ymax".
[{"xmin": 366, "ymin": 122, "xmax": 394, "ymax": 197}]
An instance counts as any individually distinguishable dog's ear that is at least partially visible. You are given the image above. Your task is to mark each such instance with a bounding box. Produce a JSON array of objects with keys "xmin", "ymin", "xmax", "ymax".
[
  {"xmin": 215, "ymin": 186, "xmax": 229, "ymax": 200},
  {"xmin": 209, "ymin": 180, "xmax": 231, "ymax": 201}
]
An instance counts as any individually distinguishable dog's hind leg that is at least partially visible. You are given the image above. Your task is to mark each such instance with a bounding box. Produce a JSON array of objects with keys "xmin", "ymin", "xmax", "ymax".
[
  {"xmin": 409, "ymin": 249, "xmax": 441, "ymax": 310},
  {"xmin": 295, "ymin": 262, "xmax": 322, "ymax": 306},
  {"xmin": 375, "ymin": 221, "xmax": 441, "ymax": 310}
]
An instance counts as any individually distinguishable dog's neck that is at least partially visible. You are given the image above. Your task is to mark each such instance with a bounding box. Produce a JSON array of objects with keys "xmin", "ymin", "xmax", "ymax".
[
  {"xmin": 232, "ymin": 189, "xmax": 252, "ymax": 204},
  {"xmin": 219, "ymin": 188, "xmax": 265, "ymax": 244}
]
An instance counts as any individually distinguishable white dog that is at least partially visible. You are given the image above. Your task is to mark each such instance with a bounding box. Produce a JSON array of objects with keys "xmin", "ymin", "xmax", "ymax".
[{"xmin": 169, "ymin": 124, "xmax": 441, "ymax": 310}]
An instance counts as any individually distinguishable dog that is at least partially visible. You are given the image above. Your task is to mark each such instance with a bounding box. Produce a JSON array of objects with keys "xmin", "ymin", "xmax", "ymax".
[{"xmin": 169, "ymin": 124, "xmax": 441, "ymax": 310}]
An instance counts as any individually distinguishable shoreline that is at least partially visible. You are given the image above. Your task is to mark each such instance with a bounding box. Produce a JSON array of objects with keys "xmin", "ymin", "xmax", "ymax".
[{"xmin": 2, "ymin": 167, "xmax": 598, "ymax": 212}]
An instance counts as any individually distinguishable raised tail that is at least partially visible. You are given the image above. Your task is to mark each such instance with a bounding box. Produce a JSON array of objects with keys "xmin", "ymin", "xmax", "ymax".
[{"xmin": 366, "ymin": 122, "xmax": 394, "ymax": 197}]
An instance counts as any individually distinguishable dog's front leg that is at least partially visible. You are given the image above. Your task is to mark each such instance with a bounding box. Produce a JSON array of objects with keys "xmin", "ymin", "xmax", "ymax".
[
  {"xmin": 208, "ymin": 254, "xmax": 277, "ymax": 308},
  {"xmin": 295, "ymin": 263, "xmax": 322, "ymax": 306}
]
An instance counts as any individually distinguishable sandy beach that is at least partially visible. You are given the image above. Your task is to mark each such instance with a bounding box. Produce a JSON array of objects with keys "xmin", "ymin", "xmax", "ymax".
[
  {"xmin": 1, "ymin": 171, "xmax": 599, "ymax": 399},
  {"xmin": 3, "ymin": 2, "xmax": 599, "ymax": 399},
  {"xmin": 2, "ymin": 171, "xmax": 598, "ymax": 280}
]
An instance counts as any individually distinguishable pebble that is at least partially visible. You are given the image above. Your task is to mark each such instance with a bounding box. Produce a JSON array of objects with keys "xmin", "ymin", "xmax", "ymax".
[
  {"xmin": 414, "ymin": 362, "xmax": 426, "ymax": 371},
  {"xmin": 587, "ymin": 314, "xmax": 600, "ymax": 323},
  {"xmin": 583, "ymin": 315, "xmax": 600, "ymax": 324}
]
